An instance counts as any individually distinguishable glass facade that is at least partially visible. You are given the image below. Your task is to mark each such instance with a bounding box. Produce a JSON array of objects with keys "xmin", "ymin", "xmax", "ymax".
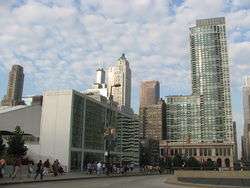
[
  {"xmin": 71, "ymin": 95, "xmax": 85, "ymax": 148},
  {"xmin": 190, "ymin": 17, "xmax": 233, "ymax": 143},
  {"xmin": 84, "ymin": 99, "xmax": 106, "ymax": 150},
  {"xmin": 69, "ymin": 91, "xmax": 139, "ymax": 171},
  {"xmin": 70, "ymin": 151, "xmax": 82, "ymax": 171},
  {"xmin": 165, "ymin": 17, "xmax": 233, "ymax": 147}
]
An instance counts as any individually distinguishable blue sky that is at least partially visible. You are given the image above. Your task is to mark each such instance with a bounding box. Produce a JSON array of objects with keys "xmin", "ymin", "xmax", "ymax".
[{"xmin": 0, "ymin": 0, "xmax": 250, "ymax": 155}]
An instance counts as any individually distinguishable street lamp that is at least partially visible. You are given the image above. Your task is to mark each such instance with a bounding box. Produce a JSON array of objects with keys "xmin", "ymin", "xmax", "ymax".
[{"xmin": 104, "ymin": 83, "xmax": 121, "ymax": 173}]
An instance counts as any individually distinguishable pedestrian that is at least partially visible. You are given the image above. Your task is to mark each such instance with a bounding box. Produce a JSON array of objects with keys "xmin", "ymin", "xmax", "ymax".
[
  {"xmin": 0, "ymin": 159, "xmax": 7, "ymax": 178},
  {"xmin": 129, "ymin": 163, "xmax": 134, "ymax": 172},
  {"xmin": 27, "ymin": 161, "xmax": 34, "ymax": 178},
  {"xmin": 0, "ymin": 159, "xmax": 3, "ymax": 178},
  {"xmin": 91, "ymin": 162, "xmax": 96, "ymax": 174},
  {"xmin": 87, "ymin": 162, "xmax": 92, "ymax": 174},
  {"xmin": 12, "ymin": 157, "xmax": 22, "ymax": 179},
  {"xmin": 102, "ymin": 163, "xmax": 106, "ymax": 174},
  {"xmin": 52, "ymin": 160, "xmax": 59, "ymax": 176},
  {"xmin": 58, "ymin": 162, "xmax": 64, "ymax": 175},
  {"xmin": 97, "ymin": 162, "xmax": 102, "ymax": 175},
  {"xmin": 34, "ymin": 160, "xmax": 43, "ymax": 180},
  {"xmin": 43, "ymin": 159, "xmax": 51, "ymax": 176}
]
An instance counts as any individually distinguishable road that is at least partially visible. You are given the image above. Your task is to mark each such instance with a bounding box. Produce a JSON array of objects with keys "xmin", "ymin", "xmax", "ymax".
[{"xmin": 2, "ymin": 175, "xmax": 190, "ymax": 188}]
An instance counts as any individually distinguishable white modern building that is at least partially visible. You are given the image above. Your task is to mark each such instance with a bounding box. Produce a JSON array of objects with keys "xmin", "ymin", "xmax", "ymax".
[
  {"xmin": 0, "ymin": 102, "xmax": 42, "ymax": 160},
  {"xmin": 39, "ymin": 90, "xmax": 139, "ymax": 171}
]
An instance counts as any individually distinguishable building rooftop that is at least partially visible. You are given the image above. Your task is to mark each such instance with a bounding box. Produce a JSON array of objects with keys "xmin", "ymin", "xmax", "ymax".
[
  {"xmin": 0, "ymin": 105, "xmax": 27, "ymax": 114},
  {"xmin": 196, "ymin": 17, "xmax": 225, "ymax": 26}
]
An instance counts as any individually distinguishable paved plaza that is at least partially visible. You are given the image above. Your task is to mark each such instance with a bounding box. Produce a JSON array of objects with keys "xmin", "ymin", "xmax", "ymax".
[{"xmin": 1, "ymin": 175, "xmax": 189, "ymax": 188}]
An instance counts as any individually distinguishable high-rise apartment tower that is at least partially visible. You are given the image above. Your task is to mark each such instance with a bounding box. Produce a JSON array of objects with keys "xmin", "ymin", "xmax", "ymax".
[
  {"xmin": 1, "ymin": 65, "xmax": 24, "ymax": 106},
  {"xmin": 190, "ymin": 17, "xmax": 233, "ymax": 143}
]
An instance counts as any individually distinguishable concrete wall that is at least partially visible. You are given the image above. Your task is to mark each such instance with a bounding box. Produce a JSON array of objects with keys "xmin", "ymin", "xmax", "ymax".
[
  {"xmin": 0, "ymin": 105, "xmax": 41, "ymax": 137},
  {"xmin": 39, "ymin": 90, "xmax": 73, "ymax": 171},
  {"xmin": 176, "ymin": 170, "xmax": 250, "ymax": 178}
]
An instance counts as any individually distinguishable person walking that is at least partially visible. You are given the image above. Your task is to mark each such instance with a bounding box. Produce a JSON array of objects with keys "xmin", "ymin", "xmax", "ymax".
[
  {"xmin": 97, "ymin": 162, "xmax": 102, "ymax": 175},
  {"xmin": 52, "ymin": 160, "xmax": 59, "ymax": 176},
  {"xmin": 102, "ymin": 163, "xmax": 106, "ymax": 174},
  {"xmin": 34, "ymin": 160, "xmax": 43, "ymax": 180},
  {"xmin": 12, "ymin": 157, "xmax": 22, "ymax": 179},
  {"xmin": 0, "ymin": 159, "xmax": 3, "ymax": 178},
  {"xmin": 43, "ymin": 159, "xmax": 50, "ymax": 176},
  {"xmin": 87, "ymin": 162, "xmax": 92, "ymax": 174},
  {"xmin": 129, "ymin": 163, "xmax": 134, "ymax": 172},
  {"xmin": 27, "ymin": 161, "xmax": 34, "ymax": 178}
]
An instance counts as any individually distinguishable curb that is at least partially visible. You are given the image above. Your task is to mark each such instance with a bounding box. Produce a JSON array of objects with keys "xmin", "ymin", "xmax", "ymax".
[
  {"xmin": 0, "ymin": 172, "xmax": 171, "ymax": 186},
  {"xmin": 165, "ymin": 176, "xmax": 247, "ymax": 188}
]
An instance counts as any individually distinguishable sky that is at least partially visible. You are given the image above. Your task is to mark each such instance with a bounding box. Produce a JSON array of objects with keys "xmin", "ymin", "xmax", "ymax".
[{"xmin": 0, "ymin": 0, "xmax": 250, "ymax": 156}]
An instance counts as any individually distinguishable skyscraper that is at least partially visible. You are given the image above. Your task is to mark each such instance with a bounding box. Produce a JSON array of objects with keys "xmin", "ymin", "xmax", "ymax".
[
  {"xmin": 1, "ymin": 65, "xmax": 24, "ymax": 106},
  {"xmin": 161, "ymin": 17, "xmax": 235, "ymax": 168},
  {"xmin": 140, "ymin": 80, "xmax": 160, "ymax": 107},
  {"xmin": 140, "ymin": 100, "xmax": 166, "ymax": 140},
  {"xmin": 107, "ymin": 54, "xmax": 131, "ymax": 112},
  {"xmin": 242, "ymin": 76, "xmax": 250, "ymax": 161},
  {"xmin": 190, "ymin": 17, "xmax": 233, "ymax": 143}
]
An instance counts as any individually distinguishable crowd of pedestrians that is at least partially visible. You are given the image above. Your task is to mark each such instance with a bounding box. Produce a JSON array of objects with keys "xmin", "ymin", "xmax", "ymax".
[
  {"xmin": 0, "ymin": 157, "xmax": 65, "ymax": 181},
  {"xmin": 86, "ymin": 161, "xmax": 135, "ymax": 175}
]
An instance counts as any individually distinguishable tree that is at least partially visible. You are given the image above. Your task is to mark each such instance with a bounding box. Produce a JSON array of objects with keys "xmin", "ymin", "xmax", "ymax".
[
  {"xmin": 0, "ymin": 132, "xmax": 5, "ymax": 157},
  {"xmin": 172, "ymin": 154, "xmax": 183, "ymax": 167},
  {"xmin": 7, "ymin": 126, "xmax": 27, "ymax": 158},
  {"xmin": 139, "ymin": 139, "xmax": 160, "ymax": 166},
  {"xmin": 186, "ymin": 157, "xmax": 201, "ymax": 169}
]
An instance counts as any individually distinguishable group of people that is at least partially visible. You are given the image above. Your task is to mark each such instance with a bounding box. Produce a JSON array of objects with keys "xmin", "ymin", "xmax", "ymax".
[
  {"xmin": 0, "ymin": 157, "xmax": 64, "ymax": 180},
  {"xmin": 86, "ymin": 162, "xmax": 135, "ymax": 175},
  {"xmin": 29, "ymin": 159, "xmax": 65, "ymax": 180}
]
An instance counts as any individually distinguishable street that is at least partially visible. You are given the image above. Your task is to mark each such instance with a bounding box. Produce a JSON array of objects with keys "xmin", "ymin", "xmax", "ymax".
[{"xmin": 2, "ymin": 175, "xmax": 189, "ymax": 188}]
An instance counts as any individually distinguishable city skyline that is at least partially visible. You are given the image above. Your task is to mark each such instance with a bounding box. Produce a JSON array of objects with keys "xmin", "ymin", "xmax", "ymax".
[{"xmin": 0, "ymin": 0, "xmax": 250, "ymax": 154}]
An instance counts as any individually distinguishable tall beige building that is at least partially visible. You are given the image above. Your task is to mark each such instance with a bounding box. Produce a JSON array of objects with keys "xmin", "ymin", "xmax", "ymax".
[
  {"xmin": 140, "ymin": 80, "xmax": 160, "ymax": 107},
  {"xmin": 243, "ymin": 77, "xmax": 250, "ymax": 161},
  {"xmin": 107, "ymin": 54, "xmax": 131, "ymax": 112},
  {"xmin": 1, "ymin": 65, "xmax": 24, "ymax": 106}
]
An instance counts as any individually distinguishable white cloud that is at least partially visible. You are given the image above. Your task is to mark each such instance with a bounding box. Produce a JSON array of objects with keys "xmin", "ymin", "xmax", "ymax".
[{"xmin": 0, "ymin": 0, "xmax": 250, "ymax": 148}]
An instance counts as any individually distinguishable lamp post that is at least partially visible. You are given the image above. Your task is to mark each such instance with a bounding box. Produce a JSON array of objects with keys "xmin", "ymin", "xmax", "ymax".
[{"xmin": 104, "ymin": 83, "xmax": 121, "ymax": 173}]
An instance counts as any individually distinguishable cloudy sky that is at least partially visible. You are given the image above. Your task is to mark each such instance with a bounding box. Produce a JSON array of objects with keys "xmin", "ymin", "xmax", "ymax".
[{"xmin": 0, "ymin": 0, "xmax": 250, "ymax": 154}]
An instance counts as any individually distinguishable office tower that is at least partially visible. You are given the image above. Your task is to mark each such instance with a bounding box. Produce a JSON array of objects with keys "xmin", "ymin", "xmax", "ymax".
[
  {"xmin": 140, "ymin": 80, "xmax": 160, "ymax": 107},
  {"xmin": 139, "ymin": 100, "xmax": 166, "ymax": 140},
  {"xmin": 107, "ymin": 54, "xmax": 131, "ymax": 112},
  {"xmin": 1, "ymin": 65, "xmax": 24, "ymax": 106},
  {"xmin": 190, "ymin": 17, "xmax": 233, "ymax": 143},
  {"xmin": 242, "ymin": 77, "xmax": 250, "ymax": 161}
]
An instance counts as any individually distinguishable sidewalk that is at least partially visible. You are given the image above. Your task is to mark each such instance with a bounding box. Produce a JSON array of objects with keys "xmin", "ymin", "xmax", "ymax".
[{"xmin": 0, "ymin": 171, "xmax": 166, "ymax": 185}]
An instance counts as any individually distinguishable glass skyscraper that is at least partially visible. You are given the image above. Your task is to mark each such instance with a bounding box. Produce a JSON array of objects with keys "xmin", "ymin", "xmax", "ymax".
[
  {"xmin": 190, "ymin": 17, "xmax": 233, "ymax": 143},
  {"xmin": 161, "ymin": 17, "xmax": 235, "ymax": 167}
]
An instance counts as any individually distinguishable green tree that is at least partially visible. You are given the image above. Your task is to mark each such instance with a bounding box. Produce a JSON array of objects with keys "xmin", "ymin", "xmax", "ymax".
[
  {"xmin": 0, "ymin": 132, "xmax": 5, "ymax": 157},
  {"xmin": 7, "ymin": 126, "xmax": 27, "ymax": 158},
  {"xmin": 172, "ymin": 154, "xmax": 183, "ymax": 167},
  {"xmin": 186, "ymin": 157, "xmax": 201, "ymax": 169},
  {"xmin": 139, "ymin": 139, "xmax": 159, "ymax": 166}
]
